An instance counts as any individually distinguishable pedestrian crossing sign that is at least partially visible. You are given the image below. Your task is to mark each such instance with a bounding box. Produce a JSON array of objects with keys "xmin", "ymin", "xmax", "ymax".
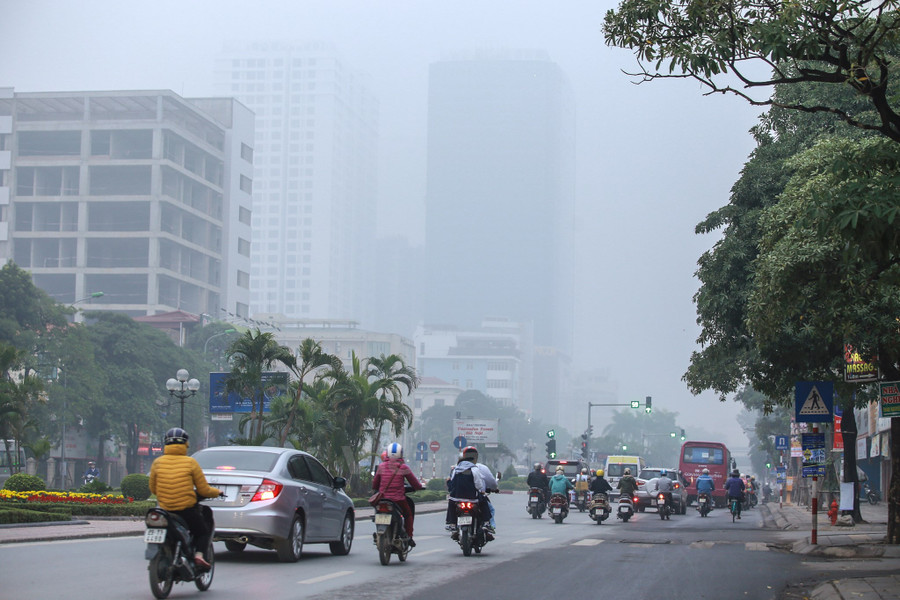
[{"xmin": 794, "ymin": 381, "xmax": 834, "ymax": 423}]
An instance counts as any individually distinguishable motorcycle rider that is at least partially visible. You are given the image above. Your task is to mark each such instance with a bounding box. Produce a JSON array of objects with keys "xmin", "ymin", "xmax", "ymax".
[
  {"xmin": 446, "ymin": 446, "xmax": 493, "ymax": 539},
  {"xmin": 148, "ymin": 428, "xmax": 221, "ymax": 569},
  {"xmin": 590, "ymin": 469, "xmax": 613, "ymax": 494},
  {"xmin": 575, "ymin": 467, "xmax": 591, "ymax": 505},
  {"xmin": 654, "ymin": 469, "xmax": 675, "ymax": 512},
  {"xmin": 83, "ymin": 461, "xmax": 100, "ymax": 485},
  {"xmin": 696, "ymin": 467, "xmax": 715, "ymax": 507},
  {"xmin": 527, "ymin": 462, "xmax": 550, "ymax": 502},
  {"xmin": 724, "ymin": 468, "xmax": 746, "ymax": 519},
  {"xmin": 549, "ymin": 465, "xmax": 574, "ymax": 497},
  {"xmin": 371, "ymin": 443, "xmax": 423, "ymax": 546},
  {"xmin": 617, "ymin": 467, "xmax": 639, "ymax": 499}
]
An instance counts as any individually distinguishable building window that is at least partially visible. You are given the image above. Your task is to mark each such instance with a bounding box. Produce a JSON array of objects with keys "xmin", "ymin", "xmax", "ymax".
[
  {"xmin": 240, "ymin": 175, "xmax": 252, "ymax": 193},
  {"xmin": 237, "ymin": 270, "xmax": 250, "ymax": 289},
  {"xmin": 238, "ymin": 238, "xmax": 250, "ymax": 257},
  {"xmin": 240, "ymin": 143, "xmax": 254, "ymax": 163}
]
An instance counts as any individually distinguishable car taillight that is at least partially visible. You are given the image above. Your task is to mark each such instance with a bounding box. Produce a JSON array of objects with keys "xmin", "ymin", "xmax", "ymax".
[
  {"xmin": 674, "ymin": 482, "xmax": 680, "ymax": 489},
  {"xmin": 636, "ymin": 479, "xmax": 646, "ymax": 485},
  {"xmin": 633, "ymin": 496, "xmax": 639, "ymax": 503},
  {"xmin": 250, "ymin": 479, "xmax": 283, "ymax": 502}
]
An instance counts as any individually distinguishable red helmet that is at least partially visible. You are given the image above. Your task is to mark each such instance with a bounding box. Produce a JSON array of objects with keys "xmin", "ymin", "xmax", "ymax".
[
  {"xmin": 460, "ymin": 446, "xmax": 478, "ymax": 463},
  {"xmin": 380, "ymin": 450, "xmax": 388, "ymax": 462}
]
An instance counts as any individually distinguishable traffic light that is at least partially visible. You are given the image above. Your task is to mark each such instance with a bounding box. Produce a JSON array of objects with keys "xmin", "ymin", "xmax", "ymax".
[
  {"xmin": 679, "ymin": 428, "xmax": 685, "ymax": 441},
  {"xmin": 645, "ymin": 396, "xmax": 652, "ymax": 414},
  {"xmin": 588, "ymin": 425, "xmax": 594, "ymax": 436},
  {"xmin": 621, "ymin": 443, "xmax": 628, "ymax": 451},
  {"xmin": 765, "ymin": 461, "xmax": 772, "ymax": 469},
  {"xmin": 670, "ymin": 431, "xmax": 676, "ymax": 438},
  {"xmin": 581, "ymin": 441, "xmax": 588, "ymax": 459},
  {"xmin": 546, "ymin": 439, "xmax": 557, "ymax": 459}
]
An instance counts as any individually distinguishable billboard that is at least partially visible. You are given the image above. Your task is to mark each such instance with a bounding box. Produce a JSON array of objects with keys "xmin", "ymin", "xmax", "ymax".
[
  {"xmin": 453, "ymin": 419, "xmax": 499, "ymax": 444},
  {"xmin": 209, "ymin": 372, "xmax": 289, "ymax": 413}
]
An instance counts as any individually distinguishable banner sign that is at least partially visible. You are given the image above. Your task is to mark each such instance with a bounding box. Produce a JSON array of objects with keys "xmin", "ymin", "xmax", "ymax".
[
  {"xmin": 880, "ymin": 381, "xmax": 900, "ymax": 418},
  {"xmin": 453, "ymin": 419, "xmax": 499, "ymax": 444},
  {"xmin": 844, "ymin": 343, "xmax": 879, "ymax": 383},
  {"xmin": 209, "ymin": 371, "xmax": 289, "ymax": 413},
  {"xmin": 801, "ymin": 433, "xmax": 826, "ymax": 478}
]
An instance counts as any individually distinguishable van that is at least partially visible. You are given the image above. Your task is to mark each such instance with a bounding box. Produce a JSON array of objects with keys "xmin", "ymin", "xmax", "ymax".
[{"xmin": 604, "ymin": 455, "xmax": 646, "ymax": 493}]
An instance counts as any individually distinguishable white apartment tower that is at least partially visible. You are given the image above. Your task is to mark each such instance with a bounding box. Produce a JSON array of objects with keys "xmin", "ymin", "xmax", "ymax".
[
  {"xmin": 0, "ymin": 89, "xmax": 254, "ymax": 318},
  {"xmin": 215, "ymin": 42, "xmax": 378, "ymax": 323}
]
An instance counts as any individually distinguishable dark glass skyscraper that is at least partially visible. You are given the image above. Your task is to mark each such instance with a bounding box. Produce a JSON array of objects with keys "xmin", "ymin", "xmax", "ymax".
[{"xmin": 424, "ymin": 51, "xmax": 575, "ymax": 353}]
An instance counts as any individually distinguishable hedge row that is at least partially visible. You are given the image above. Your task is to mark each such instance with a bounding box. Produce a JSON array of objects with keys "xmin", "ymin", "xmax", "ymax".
[
  {"xmin": 0, "ymin": 500, "xmax": 155, "ymax": 517},
  {"xmin": 0, "ymin": 507, "xmax": 72, "ymax": 525},
  {"xmin": 350, "ymin": 489, "xmax": 447, "ymax": 508}
]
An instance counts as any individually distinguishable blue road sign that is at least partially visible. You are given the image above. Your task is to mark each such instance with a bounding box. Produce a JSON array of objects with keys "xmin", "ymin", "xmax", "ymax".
[
  {"xmin": 416, "ymin": 441, "xmax": 427, "ymax": 452},
  {"xmin": 415, "ymin": 451, "xmax": 428, "ymax": 462},
  {"xmin": 775, "ymin": 436, "xmax": 789, "ymax": 451},
  {"xmin": 453, "ymin": 436, "xmax": 467, "ymax": 450},
  {"xmin": 795, "ymin": 381, "xmax": 834, "ymax": 423}
]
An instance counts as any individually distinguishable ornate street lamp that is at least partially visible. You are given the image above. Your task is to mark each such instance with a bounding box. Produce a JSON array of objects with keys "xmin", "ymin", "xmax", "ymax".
[{"xmin": 166, "ymin": 369, "xmax": 200, "ymax": 429}]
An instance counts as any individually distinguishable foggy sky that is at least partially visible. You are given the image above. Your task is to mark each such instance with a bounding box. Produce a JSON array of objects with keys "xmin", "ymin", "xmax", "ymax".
[{"xmin": 0, "ymin": 0, "xmax": 761, "ymax": 451}]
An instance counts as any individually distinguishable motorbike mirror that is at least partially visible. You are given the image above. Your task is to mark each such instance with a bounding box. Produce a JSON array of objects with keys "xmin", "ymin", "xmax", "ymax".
[{"xmin": 496, "ymin": 472, "xmax": 502, "ymax": 481}]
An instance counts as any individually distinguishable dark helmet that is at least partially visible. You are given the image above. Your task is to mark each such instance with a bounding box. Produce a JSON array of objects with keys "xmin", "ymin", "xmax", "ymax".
[
  {"xmin": 460, "ymin": 445, "xmax": 478, "ymax": 463},
  {"xmin": 731, "ymin": 469, "xmax": 740, "ymax": 477},
  {"xmin": 165, "ymin": 427, "xmax": 189, "ymax": 445}
]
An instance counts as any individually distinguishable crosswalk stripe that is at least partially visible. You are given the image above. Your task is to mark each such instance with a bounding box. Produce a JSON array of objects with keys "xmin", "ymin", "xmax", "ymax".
[
  {"xmin": 572, "ymin": 539, "xmax": 604, "ymax": 546},
  {"xmin": 515, "ymin": 537, "xmax": 552, "ymax": 545},
  {"xmin": 690, "ymin": 541, "xmax": 715, "ymax": 549},
  {"xmin": 299, "ymin": 570, "xmax": 354, "ymax": 585},
  {"xmin": 745, "ymin": 542, "xmax": 769, "ymax": 551}
]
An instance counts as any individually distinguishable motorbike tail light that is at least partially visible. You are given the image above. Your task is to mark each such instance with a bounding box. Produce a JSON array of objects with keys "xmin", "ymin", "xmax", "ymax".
[
  {"xmin": 376, "ymin": 501, "xmax": 392, "ymax": 513},
  {"xmin": 250, "ymin": 479, "xmax": 283, "ymax": 502},
  {"xmin": 145, "ymin": 511, "xmax": 168, "ymax": 527},
  {"xmin": 458, "ymin": 501, "xmax": 474, "ymax": 510},
  {"xmin": 633, "ymin": 496, "xmax": 639, "ymax": 503},
  {"xmin": 674, "ymin": 482, "xmax": 681, "ymax": 489},
  {"xmin": 657, "ymin": 493, "xmax": 665, "ymax": 500}
]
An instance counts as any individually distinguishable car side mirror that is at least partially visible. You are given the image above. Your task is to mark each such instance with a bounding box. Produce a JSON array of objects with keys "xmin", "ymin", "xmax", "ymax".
[{"xmin": 332, "ymin": 476, "xmax": 347, "ymax": 489}]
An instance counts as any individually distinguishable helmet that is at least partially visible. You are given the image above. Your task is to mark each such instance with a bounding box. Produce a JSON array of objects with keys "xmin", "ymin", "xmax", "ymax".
[
  {"xmin": 660, "ymin": 469, "xmax": 668, "ymax": 477},
  {"xmin": 750, "ymin": 475, "xmax": 756, "ymax": 480},
  {"xmin": 380, "ymin": 450, "xmax": 388, "ymax": 462},
  {"xmin": 624, "ymin": 468, "xmax": 631, "ymax": 475},
  {"xmin": 732, "ymin": 469, "xmax": 740, "ymax": 477},
  {"xmin": 386, "ymin": 442, "xmax": 403, "ymax": 460},
  {"xmin": 555, "ymin": 466, "xmax": 565, "ymax": 473},
  {"xmin": 164, "ymin": 427, "xmax": 189, "ymax": 445},
  {"xmin": 596, "ymin": 469, "xmax": 604, "ymax": 477},
  {"xmin": 88, "ymin": 461, "xmax": 95, "ymax": 466},
  {"xmin": 461, "ymin": 446, "xmax": 479, "ymax": 463},
  {"xmin": 581, "ymin": 468, "xmax": 588, "ymax": 474},
  {"xmin": 702, "ymin": 468, "xmax": 709, "ymax": 475},
  {"xmin": 534, "ymin": 462, "xmax": 543, "ymax": 471}
]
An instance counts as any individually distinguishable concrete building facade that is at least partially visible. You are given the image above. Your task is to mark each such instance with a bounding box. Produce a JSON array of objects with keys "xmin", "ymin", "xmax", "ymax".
[
  {"xmin": 215, "ymin": 42, "xmax": 378, "ymax": 325},
  {"xmin": 0, "ymin": 88, "xmax": 254, "ymax": 319}
]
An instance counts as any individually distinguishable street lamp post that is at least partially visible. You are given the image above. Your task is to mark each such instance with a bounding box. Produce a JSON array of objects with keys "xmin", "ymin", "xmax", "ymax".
[
  {"xmin": 69, "ymin": 291, "xmax": 104, "ymax": 323},
  {"xmin": 203, "ymin": 329, "xmax": 236, "ymax": 370},
  {"xmin": 166, "ymin": 369, "xmax": 200, "ymax": 429}
]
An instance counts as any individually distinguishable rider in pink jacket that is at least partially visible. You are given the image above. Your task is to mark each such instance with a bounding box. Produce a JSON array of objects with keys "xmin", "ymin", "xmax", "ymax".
[{"xmin": 372, "ymin": 443, "xmax": 423, "ymax": 543}]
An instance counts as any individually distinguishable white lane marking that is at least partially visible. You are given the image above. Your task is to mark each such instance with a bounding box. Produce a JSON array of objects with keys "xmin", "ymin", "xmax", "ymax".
[
  {"xmin": 745, "ymin": 542, "xmax": 769, "ymax": 551},
  {"xmin": 413, "ymin": 535, "xmax": 440, "ymax": 540},
  {"xmin": 515, "ymin": 537, "xmax": 552, "ymax": 545},
  {"xmin": 299, "ymin": 570, "xmax": 354, "ymax": 585},
  {"xmin": 415, "ymin": 548, "xmax": 443, "ymax": 557},
  {"xmin": 690, "ymin": 541, "xmax": 715, "ymax": 549},
  {"xmin": 572, "ymin": 539, "xmax": 604, "ymax": 546}
]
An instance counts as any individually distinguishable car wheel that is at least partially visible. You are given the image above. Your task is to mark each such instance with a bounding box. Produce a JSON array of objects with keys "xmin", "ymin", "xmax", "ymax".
[
  {"xmin": 329, "ymin": 512, "xmax": 354, "ymax": 555},
  {"xmin": 276, "ymin": 515, "xmax": 304, "ymax": 562}
]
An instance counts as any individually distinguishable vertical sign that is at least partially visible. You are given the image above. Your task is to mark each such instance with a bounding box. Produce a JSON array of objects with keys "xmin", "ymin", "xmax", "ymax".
[{"xmin": 879, "ymin": 381, "xmax": 900, "ymax": 418}]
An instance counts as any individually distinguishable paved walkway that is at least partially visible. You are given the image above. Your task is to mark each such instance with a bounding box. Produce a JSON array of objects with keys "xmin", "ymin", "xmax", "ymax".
[{"xmin": 760, "ymin": 500, "xmax": 900, "ymax": 600}]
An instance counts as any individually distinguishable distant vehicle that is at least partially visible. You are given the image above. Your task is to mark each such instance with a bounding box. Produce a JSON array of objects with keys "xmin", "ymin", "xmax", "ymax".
[
  {"xmin": 680, "ymin": 441, "xmax": 733, "ymax": 508},
  {"xmin": 635, "ymin": 468, "xmax": 688, "ymax": 514},
  {"xmin": 604, "ymin": 455, "xmax": 646, "ymax": 494},
  {"xmin": 194, "ymin": 446, "xmax": 355, "ymax": 562}
]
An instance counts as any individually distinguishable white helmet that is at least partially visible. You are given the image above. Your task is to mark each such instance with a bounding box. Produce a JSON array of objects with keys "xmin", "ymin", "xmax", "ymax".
[{"xmin": 386, "ymin": 442, "xmax": 403, "ymax": 460}]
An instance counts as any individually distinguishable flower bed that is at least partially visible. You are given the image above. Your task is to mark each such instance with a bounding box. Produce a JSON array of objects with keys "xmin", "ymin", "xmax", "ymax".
[{"xmin": 0, "ymin": 489, "xmax": 134, "ymax": 504}]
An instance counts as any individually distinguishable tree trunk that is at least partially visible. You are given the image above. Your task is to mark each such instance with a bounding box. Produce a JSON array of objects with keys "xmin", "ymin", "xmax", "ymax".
[
  {"xmin": 840, "ymin": 399, "xmax": 863, "ymax": 522},
  {"xmin": 888, "ymin": 416, "xmax": 900, "ymax": 544}
]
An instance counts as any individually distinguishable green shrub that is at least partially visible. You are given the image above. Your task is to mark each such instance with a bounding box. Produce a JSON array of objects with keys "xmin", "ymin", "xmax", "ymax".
[
  {"xmin": 120, "ymin": 473, "xmax": 151, "ymax": 501},
  {"xmin": 72, "ymin": 500, "xmax": 155, "ymax": 517},
  {"xmin": 499, "ymin": 476, "xmax": 529, "ymax": 491},
  {"xmin": 79, "ymin": 479, "xmax": 112, "ymax": 494},
  {"xmin": 426, "ymin": 478, "xmax": 447, "ymax": 492},
  {"xmin": 0, "ymin": 507, "xmax": 72, "ymax": 525},
  {"xmin": 3, "ymin": 473, "xmax": 46, "ymax": 492},
  {"xmin": 503, "ymin": 464, "xmax": 520, "ymax": 480}
]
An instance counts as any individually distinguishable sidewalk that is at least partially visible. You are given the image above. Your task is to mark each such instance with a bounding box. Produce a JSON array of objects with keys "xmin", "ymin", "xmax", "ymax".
[
  {"xmin": 761, "ymin": 501, "xmax": 900, "ymax": 600},
  {"xmin": 0, "ymin": 501, "xmax": 449, "ymax": 545}
]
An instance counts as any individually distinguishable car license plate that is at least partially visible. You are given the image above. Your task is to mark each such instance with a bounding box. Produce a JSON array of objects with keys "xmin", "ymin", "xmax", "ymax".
[
  {"xmin": 144, "ymin": 528, "xmax": 166, "ymax": 544},
  {"xmin": 374, "ymin": 514, "xmax": 392, "ymax": 525},
  {"xmin": 457, "ymin": 515, "xmax": 473, "ymax": 526},
  {"xmin": 205, "ymin": 485, "xmax": 236, "ymax": 502}
]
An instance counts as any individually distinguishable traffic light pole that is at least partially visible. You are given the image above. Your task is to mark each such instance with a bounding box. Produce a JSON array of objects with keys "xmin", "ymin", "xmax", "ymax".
[{"xmin": 587, "ymin": 400, "xmax": 650, "ymax": 462}]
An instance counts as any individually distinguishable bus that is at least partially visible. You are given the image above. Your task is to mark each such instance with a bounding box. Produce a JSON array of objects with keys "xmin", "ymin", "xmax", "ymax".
[{"xmin": 679, "ymin": 441, "xmax": 733, "ymax": 508}]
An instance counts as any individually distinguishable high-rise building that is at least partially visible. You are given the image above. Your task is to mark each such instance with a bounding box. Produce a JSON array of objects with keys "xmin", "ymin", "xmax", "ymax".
[
  {"xmin": 0, "ymin": 88, "xmax": 254, "ymax": 319},
  {"xmin": 424, "ymin": 50, "xmax": 575, "ymax": 354},
  {"xmin": 215, "ymin": 42, "xmax": 378, "ymax": 324}
]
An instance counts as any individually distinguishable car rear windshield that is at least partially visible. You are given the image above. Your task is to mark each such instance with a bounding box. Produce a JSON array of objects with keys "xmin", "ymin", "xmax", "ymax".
[
  {"xmin": 606, "ymin": 463, "xmax": 634, "ymax": 478},
  {"xmin": 548, "ymin": 461, "xmax": 583, "ymax": 478},
  {"xmin": 194, "ymin": 450, "xmax": 280, "ymax": 473}
]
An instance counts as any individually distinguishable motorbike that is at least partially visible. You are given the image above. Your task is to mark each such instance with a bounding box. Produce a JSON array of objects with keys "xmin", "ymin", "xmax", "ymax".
[
  {"xmin": 864, "ymin": 482, "xmax": 880, "ymax": 505},
  {"xmin": 588, "ymin": 492, "xmax": 611, "ymax": 525},
  {"xmin": 697, "ymin": 492, "xmax": 712, "ymax": 517},
  {"xmin": 656, "ymin": 492, "xmax": 671, "ymax": 520},
  {"xmin": 548, "ymin": 492, "xmax": 569, "ymax": 524},
  {"xmin": 576, "ymin": 489, "xmax": 590, "ymax": 512},
  {"xmin": 144, "ymin": 506, "xmax": 214, "ymax": 599},
  {"xmin": 453, "ymin": 495, "xmax": 493, "ymax": 557},
  {"xmin": 372, "ymin": 498, "xmax": 411, "ymax": 565},
  {"xmin": 616, "ymin": 494, "xmax": 636, "ymax": 522},
  {"xmin": 83, "ymin": 473, "xmax": 97, "ymax": 486},
  {"xmin": 742, "ymin": 487, "xmax": 757, "ymax": 511},
  {"xmin": 526, "ymin": 487, "xmax": 546, "ymax": 519}
]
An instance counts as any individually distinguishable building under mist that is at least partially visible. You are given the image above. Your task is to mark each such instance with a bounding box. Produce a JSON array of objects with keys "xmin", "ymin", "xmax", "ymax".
[
  {"xmin": 215, "ymin": 42, "xmax": 378, "ymax": 325},
  {"xmin": 0, "ymin": 88, "xmax": 254, "ymax": 319}
]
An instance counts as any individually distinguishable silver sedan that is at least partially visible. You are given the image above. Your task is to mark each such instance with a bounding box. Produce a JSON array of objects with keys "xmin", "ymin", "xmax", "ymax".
[{"xmin": 194, "ymin": 446, "xmax": 355, "ymax": 562}]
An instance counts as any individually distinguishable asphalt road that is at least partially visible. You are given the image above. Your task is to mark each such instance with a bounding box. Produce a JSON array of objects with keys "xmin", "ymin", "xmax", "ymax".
[{"xmin": 1, "ymin": 492, "xmax": 892, "ymax": 600}]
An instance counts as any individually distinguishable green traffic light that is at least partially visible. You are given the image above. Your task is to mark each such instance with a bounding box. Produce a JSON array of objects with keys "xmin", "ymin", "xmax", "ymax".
[{"xmin": 670, "ymin": 431, "xmax": 676, "ymax": 438}]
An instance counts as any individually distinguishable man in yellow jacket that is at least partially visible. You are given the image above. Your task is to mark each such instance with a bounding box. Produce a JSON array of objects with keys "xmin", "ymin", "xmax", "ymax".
[{"xmin": 149, "ymin": 427, "xmax": 221, "ymax": 568}]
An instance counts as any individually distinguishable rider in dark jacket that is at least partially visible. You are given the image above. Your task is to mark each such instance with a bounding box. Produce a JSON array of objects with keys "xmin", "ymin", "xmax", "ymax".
[
  {"xmin": 526, "ymin": 463, "xmax": 550, "ymax": 501},
  {"xmin": 724, "ymin": 469, "xmax": 746, "ymax": 519},
  {"xmin": 590, "ymin": 469, "xmax": 613, "ymax": 494}
]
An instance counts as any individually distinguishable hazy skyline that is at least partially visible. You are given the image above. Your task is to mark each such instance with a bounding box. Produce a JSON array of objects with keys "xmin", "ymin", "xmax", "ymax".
[{"xmin": 1, "ymin": 0, "xmax": 763, "ymax": 451}]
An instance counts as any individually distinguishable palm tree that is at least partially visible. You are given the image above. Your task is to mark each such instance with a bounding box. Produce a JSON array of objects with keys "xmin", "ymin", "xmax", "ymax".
[
  {"xmin": 0, "ymin": 342, "xmax": 44, "ymax": 474},
  {"xmin": 278, "ymin": 338, "xmax": 341, "ymax": 446},
  {"xmin": 365, "ymin": 353, "xmax": 418, "ymax": 472},
  {"xmin": 225, "ymin": 330, "xmax": 295, "ymax": 441}
]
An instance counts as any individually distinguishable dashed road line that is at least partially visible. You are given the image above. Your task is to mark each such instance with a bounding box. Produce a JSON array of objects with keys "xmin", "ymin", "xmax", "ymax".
[
  {"xmin": 515, "ymin": 537, "xmax": 552, "ymax": 545},
  {"xmin": 572, "ymin": 539, "xmax": 604, "ymax": 546},
  {"xmin": 299, "ymin": 570, "xmax": 354, "ymax": 585}
]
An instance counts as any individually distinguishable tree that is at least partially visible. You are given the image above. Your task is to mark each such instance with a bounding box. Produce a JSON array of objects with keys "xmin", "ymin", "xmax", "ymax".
[
  {"xmin": 0, "ymin": 342, "xmax": 44, "ymax": 475},
  {"xmin": 0, "ymin": 262, "xmax": 69, "ymax": 351},
  {"xmin": 364, "ymin": 353, "xmax": 418, "ymax": 474},
  {"xmin": 278, "ymin": 338, "xmax": 341, "ymax": 447},
  {"xmin": 603, "ymin": 0, "xmax": 900, "ymax": 143},
  {"xmin": 225, "ymin": 330, "xmax": 295, "ymax": 441}
]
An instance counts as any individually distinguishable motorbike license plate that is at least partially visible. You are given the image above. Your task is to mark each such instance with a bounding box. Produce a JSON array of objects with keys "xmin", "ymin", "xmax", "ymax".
[
  {"xmin": 618, "ymin": 505, "xmax": 630, "ymax": 513},
  {"xmin": 530, "ymin": 495, "xmax": 539, "ymax": 502},
  {"xmin": 457, "ymin": 515, "xmax": 473, "ymax": 526},
  {"xmin": 374, "ymin": 513, "xmax": 392, "ymax": 525},
  {"xmin": 699, "ymin": 497, "xmax": 707, "ymax": 503},
  {"xmin": 549, "ymin": 507, "xmax": 558, "ymax": 514},
  {"xmin": 144, "ymin": 528, "xmax": 166, "ymax": 544}
]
